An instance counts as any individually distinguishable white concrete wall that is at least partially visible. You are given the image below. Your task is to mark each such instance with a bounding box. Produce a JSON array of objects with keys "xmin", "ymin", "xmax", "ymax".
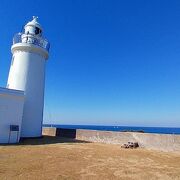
[{"xmin": 0, "ymin": 88, "xmax": 24, "ymax": 143}]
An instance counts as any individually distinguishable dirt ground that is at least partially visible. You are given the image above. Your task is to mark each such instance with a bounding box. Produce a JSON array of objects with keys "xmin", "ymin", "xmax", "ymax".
[{"xmin": 0, "ymin": 136, "xmax": 180, "ymax": 180}]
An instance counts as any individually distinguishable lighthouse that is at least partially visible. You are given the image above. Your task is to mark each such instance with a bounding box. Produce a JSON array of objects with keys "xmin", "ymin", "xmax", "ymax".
[{"xmin": 7, "ymin": 16, "xmax": 50, "ymax": 137}]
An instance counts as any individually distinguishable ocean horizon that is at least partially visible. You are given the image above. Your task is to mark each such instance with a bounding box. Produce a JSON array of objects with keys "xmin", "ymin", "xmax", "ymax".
[{"xmin": 43, "ymin": 124, "xmax": 180, "ymax": 135}]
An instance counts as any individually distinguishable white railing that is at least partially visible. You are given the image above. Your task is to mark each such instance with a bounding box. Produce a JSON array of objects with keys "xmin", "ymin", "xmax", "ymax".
[{"xmin": 13, "ymin": 33, "xmax": 50, "ymax": 52}]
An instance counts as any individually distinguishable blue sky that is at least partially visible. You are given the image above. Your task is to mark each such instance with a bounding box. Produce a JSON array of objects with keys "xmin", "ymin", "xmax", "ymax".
[{"xmin": 0, "ymin": 0, "xmax": 180, "ymax": 127}]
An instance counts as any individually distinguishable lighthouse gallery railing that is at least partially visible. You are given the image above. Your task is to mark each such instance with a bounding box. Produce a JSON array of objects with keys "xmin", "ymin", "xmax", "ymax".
[{"xmin": 13, "ymin": 33, "xmax": 50, "ymax": 52}]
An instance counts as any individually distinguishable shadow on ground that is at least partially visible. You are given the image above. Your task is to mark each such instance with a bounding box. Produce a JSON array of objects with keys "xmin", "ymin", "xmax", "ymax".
[{"xmin": 0, "ymin": 136, "xmax": 90, "ymax": 146}]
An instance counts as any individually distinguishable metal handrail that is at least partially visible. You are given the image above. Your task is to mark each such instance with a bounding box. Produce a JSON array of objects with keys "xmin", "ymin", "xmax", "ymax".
[{"xmin": 13, "ymin": 33, "xmax": 50, "ymax": 52}]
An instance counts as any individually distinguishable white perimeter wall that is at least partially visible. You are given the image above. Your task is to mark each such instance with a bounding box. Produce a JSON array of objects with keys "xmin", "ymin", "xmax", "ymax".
[{"xmin": 0, "ymin": 88, "xmax": 24, "ymax": 143}]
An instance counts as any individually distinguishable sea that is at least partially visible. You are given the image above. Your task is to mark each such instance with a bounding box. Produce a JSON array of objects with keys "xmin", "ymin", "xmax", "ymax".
[{"xmin": 43, "ymin": 124, "xmax": 180, "ymax": 135}]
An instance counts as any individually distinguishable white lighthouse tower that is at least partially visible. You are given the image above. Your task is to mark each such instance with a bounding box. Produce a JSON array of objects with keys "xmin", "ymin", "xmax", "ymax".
[{"xmin": 7, "ymin": 16, "xmax": 50, "ymax": 137}]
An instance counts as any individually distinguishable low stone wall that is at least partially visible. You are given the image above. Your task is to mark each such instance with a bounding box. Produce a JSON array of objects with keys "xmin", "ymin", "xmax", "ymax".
[
  {"xmin": 76, "ymin": 130, "xmax": 136, "ymax": 144},
  {"xmin": 77, "ymin": 130, "xmax": 180, "ymax": 152},
  {"xmin": 43, "ymin": 127, "xmax": 57, "ymax": 136},
  {"xmin": 42, "ymin": 127, "xmax": 180, "ymax": 152}
]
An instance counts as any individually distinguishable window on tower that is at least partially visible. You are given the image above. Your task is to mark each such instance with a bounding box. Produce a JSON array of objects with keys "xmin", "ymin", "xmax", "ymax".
[
  {"xmin": 35, "ymin": 27, "xmax": 41, "ymax": 35},
  {"xmin": 11, "ymin": 56, "xmax": 14, "ymax": 66}
]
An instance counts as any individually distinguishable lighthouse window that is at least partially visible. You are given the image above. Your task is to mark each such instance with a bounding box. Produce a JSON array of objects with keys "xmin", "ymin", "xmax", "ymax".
[
  {"xmin": 11, "ymin": 56, "xmax": 14, "ymax": 66},
  {"xmin": 35, "ymin": 27, "xmax": 41, "ymax": 35}
]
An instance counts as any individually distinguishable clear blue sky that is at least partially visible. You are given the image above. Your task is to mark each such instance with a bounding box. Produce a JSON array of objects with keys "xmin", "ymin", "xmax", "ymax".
[{"xmin": 0, "ymin": 0, "xmax": 180, "ymax": 127}]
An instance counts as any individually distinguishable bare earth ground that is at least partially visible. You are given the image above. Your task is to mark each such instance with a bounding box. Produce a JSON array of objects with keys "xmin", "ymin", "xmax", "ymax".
[{"xmin": 0, "ymin": 136, "xmax": 180, "ymax": 180}]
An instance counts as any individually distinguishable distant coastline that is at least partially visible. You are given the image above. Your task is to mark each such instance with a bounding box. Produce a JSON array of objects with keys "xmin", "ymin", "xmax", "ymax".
[{"xmin": 43, "ymin": 124, "xmax": 180, "ymax": 135}]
